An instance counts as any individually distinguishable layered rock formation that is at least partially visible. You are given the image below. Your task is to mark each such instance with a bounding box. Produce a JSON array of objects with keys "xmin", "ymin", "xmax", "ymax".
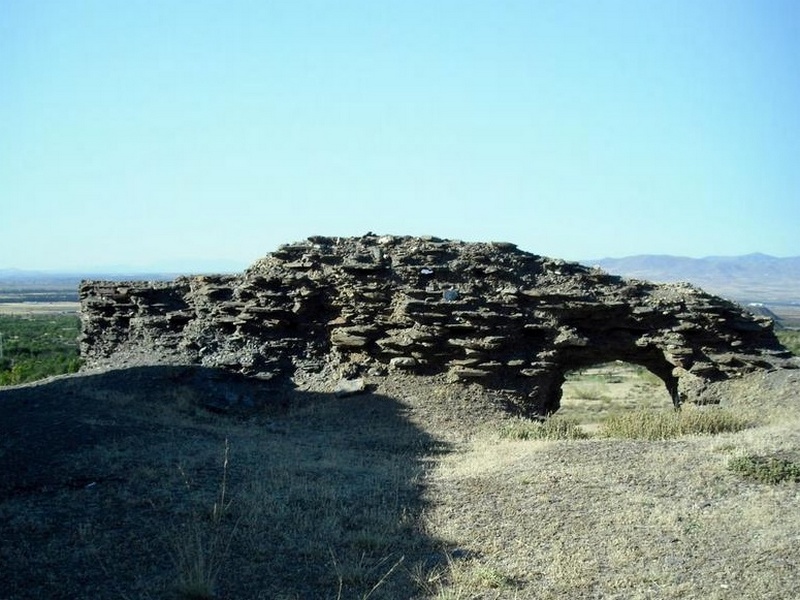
[{"xmin": 79, "ymin": 235, "xmax": 795, "ymax": 416}]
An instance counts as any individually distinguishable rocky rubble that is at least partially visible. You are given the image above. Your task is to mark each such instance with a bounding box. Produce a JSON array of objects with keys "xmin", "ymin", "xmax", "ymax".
[{"xmin": 79, "ymin": 235, "xmax": 796, "ymax": 416}]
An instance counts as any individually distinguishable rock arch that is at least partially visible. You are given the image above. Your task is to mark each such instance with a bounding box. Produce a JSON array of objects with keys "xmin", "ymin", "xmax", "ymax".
[
  {"xmin": 79, "ymin": 235, "xmax": 796, "ymax": 416},
  {"xmin": 525, "ymin": 343, "xmax": 681, "ymax": 416}
]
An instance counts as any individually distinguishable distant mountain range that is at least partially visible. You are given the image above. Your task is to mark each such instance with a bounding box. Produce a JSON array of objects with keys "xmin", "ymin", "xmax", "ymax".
[{"xmin": 590, "ymin": 253, "xmax": 800, "ymax": 304}]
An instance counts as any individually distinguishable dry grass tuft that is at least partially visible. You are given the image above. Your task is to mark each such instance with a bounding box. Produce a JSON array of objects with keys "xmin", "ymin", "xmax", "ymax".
[
  {"xmin": 600, "ymin": 406, "xmax": 750, "ymax": 440},
  {"xmin": 499, "ymin": 416, "xmax": 589, "ymax": 440},
  {"xmin": 171, "ymin": 439, "xmax": 237, "ymax": 599},
  {"xmin": 171, "ymin": 524, "xmax": 230, "ymax": 600}
]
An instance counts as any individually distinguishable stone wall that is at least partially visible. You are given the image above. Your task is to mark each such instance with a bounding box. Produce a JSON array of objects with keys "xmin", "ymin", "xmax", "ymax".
[{"xmin": 79, "ymin": 235, "xmax": 796, "ymax": 416}]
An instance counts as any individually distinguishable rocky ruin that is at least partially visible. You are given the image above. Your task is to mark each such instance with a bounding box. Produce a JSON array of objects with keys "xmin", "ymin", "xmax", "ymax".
[{"xmin": 79, "ymin": 235, "xmax": 796, "ymax": 416}]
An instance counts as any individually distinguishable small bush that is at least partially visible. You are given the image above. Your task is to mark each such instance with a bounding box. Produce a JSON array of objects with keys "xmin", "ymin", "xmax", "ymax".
[
  {"xmin": 728, "ymin": 455, "xmax": 800, "ymax": 484},
  {"xmin": 500, "ymin": 416, "xmax": 589, "ymax": 440},
  {"xmin": 600, "ymin": 408, "xmax": 748, "ymax": 440},
  {"xmin": 776, "ymin": 329, "xmax": 800, "ymax": 356}
]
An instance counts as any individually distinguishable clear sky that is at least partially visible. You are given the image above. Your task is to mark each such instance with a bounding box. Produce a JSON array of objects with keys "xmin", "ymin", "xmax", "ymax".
[{"xmin": 2, "ymin": 0, "xmax": 798, "ymax": 271}]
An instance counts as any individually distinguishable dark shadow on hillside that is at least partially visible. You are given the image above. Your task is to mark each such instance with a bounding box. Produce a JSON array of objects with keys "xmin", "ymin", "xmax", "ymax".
[{"xmin": 0, "ymin": 366, "xmax": 448, "ymax": 599}]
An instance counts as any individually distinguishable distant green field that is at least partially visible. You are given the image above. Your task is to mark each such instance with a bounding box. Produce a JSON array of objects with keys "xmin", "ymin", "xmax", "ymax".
[{"xmin": 0, "ymin": 314, "xmax": 81, "ymax": 385}]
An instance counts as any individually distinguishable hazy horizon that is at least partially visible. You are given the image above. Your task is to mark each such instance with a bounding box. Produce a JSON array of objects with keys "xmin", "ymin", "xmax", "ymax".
[{"xmin": 2, "ymin": 247, "xmax": 800, "ymax": 277}]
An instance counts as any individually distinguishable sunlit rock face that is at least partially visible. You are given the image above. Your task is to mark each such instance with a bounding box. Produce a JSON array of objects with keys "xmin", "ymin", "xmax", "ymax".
[{"xmin": 79, "ymin": 234, "xmax": 795, "ymax": 416}]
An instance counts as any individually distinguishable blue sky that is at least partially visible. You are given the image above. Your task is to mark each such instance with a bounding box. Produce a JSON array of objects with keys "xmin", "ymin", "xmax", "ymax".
[{"xmin": 2, "ymin": 0, "xmax": 798, "ymax": 271}]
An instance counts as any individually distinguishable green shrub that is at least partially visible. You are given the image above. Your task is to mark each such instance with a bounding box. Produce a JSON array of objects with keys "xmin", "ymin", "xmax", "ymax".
[
  {"xmin": 776, "ymin": 329, "xmax": 800, "ymax": 356},
  {"xmin": 500, "ymin": 416, "xmax": 589, "ymax": 440},
  {"xmin": 728, "ymin": 455, "xmax": 800, "ymax": 484},
  {"xmin": 599, "ymin": 408, "xmax": 749, "ymax": 440},
  {"xmin": 0, "ymin": 314, "xmax": 81, "ymax": 385}
]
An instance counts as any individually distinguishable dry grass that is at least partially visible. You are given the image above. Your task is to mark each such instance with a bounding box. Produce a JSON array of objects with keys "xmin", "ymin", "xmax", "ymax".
[
  {"xmin": 0, "ymin": 368, "xmax": 444, "ymax": 599},
  {"xmin": 600, "ymin": 406, "xmax": 750, "ymax": 440},
  {"xmin": 559, "ymin": 362, "xmax": 674, "ymax": 426},
  {"xmin": 499, "ymin": 416, "xmax": 589, "ymax": 440},
  {"xmin": 1, "ymin": 365, "xmax": 799, "ymax": 599},
  {"xmin": 170, "ymin": 439, "xmax": 237, "ymax": 599},
  {"xmin": 414, "ymin": 367, "xmax": 800, "ymax": 600}
]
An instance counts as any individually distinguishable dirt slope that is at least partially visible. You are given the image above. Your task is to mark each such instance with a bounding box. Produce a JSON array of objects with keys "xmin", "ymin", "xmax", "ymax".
[{"xmin": 1, "ymin": 367, "xmax": 798, "ymax": 599}]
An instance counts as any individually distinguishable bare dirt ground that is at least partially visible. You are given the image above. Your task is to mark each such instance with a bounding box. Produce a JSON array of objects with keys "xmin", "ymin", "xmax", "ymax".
[{"xmin": 1, "ymin": 365, "xmax": 799, "ymax": 599}]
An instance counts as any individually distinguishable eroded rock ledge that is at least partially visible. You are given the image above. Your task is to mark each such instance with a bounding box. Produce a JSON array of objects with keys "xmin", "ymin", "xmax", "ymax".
[{"xmin": 79, "ymin": 235, "xmax": 795, "ymax": 416}]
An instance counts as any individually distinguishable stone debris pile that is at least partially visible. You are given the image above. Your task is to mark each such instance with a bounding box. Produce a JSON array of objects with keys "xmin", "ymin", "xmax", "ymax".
[{"xmin": 80, "ymin": 234, "xmax": 795, "ymax": 415}]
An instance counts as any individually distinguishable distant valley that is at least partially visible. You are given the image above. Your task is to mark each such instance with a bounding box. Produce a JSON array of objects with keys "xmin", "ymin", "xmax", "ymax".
[
  {"xmin": 0, "ymin": 270, "xmax": 179, "ymax": 304},
  {"xmin": 2, "ymin": 253, "xmax": 799, "ymax": 326}
]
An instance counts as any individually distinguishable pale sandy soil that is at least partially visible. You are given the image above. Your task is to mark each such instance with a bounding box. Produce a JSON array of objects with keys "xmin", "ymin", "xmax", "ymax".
[{"xmin": 0, "ymin": 302, "xmax": 79, "ymax": 315}]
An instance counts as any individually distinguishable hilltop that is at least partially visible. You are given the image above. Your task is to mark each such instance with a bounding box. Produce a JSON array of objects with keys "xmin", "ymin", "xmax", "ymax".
[
  {"xmin": 2, "ymin": 236, "xmax": 800, "ymax": 599},
  {"xmin": 1, "ymin": 363, "xmax": 799, "ymax": 599}
]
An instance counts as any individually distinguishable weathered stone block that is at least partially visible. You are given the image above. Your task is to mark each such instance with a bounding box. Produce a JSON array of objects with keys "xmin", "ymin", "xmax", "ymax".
[{"xmin": 79, "ymin": 235, "xmax": 796, "ymax": 417}]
